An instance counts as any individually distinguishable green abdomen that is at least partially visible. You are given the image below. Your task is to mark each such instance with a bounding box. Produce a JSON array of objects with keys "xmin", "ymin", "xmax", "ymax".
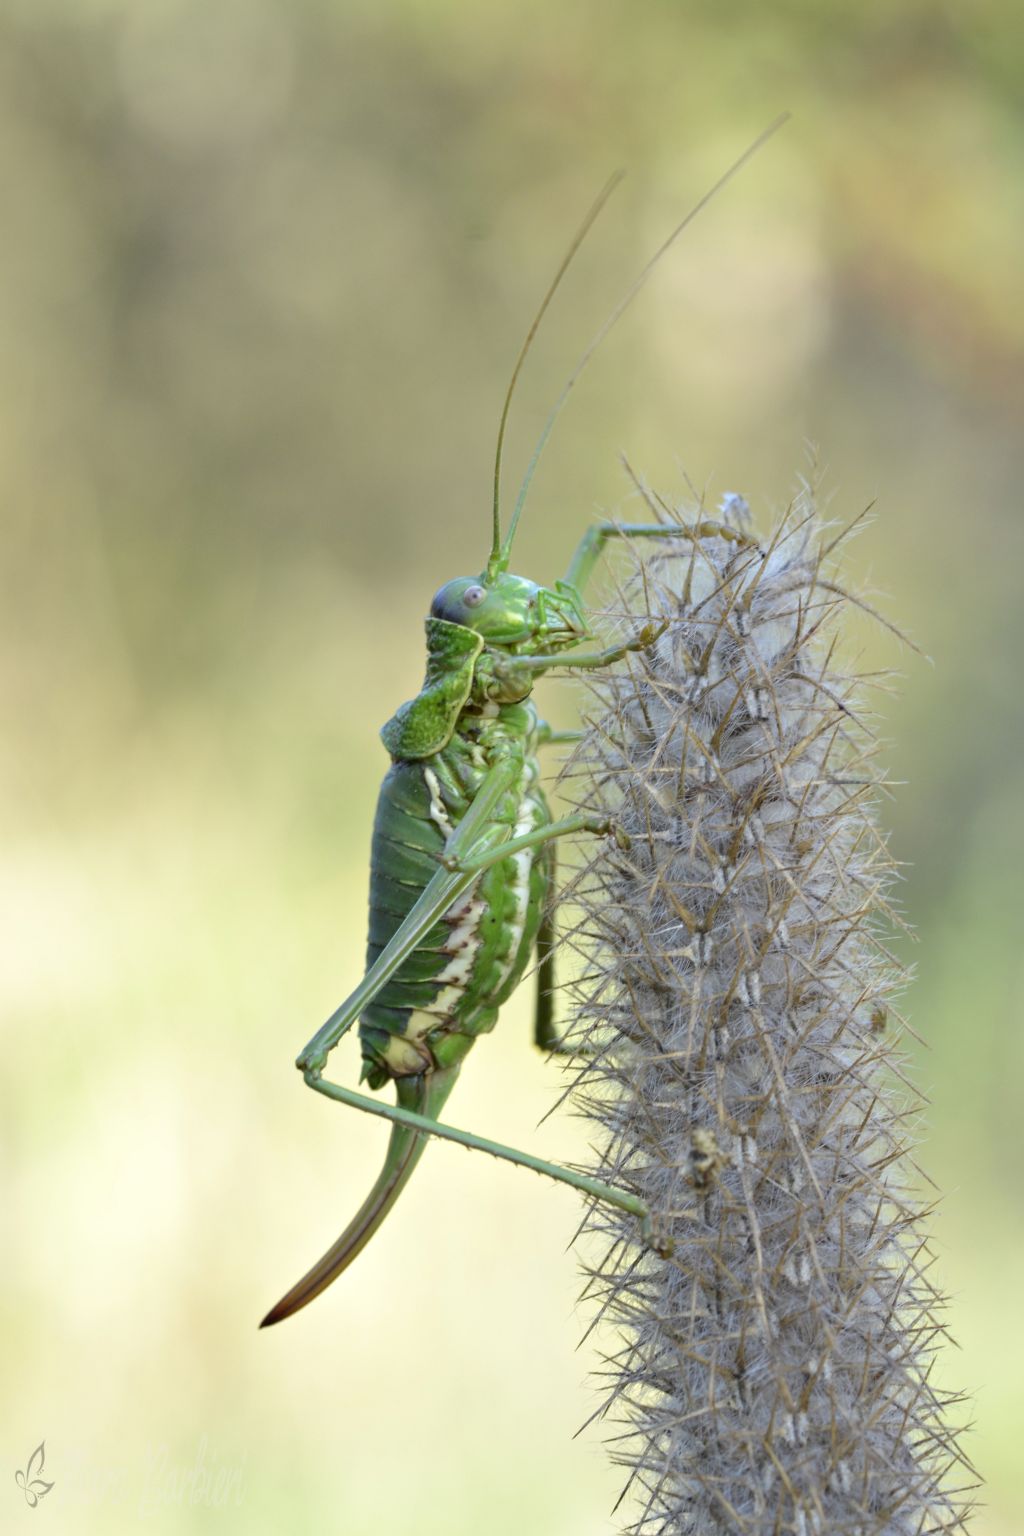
[{"xmin": 359, "ymin": 735, "xmax": 549, "ymax": 1088}]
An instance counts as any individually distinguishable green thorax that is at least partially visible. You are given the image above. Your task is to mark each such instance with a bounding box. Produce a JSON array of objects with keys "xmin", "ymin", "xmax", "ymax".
[{"xmin": 379, "ymin": 568, "xmax": 587, "ymax": 761}]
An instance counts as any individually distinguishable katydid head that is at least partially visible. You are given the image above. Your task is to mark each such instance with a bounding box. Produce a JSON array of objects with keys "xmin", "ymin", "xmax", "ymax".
[
  {"xmin": 470, "ymin": 117, "xmax": 787, "ymax": 671},
  {"xmin": 430, "ymin": 570, "xmax": 587, "ymax": 653}
]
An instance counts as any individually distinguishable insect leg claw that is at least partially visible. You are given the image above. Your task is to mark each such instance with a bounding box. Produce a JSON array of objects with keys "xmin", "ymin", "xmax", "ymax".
[
  {"xmin": 640, "ymin": 1209, "xmax": 674, "ymax": 1258},
  {"xmin": 630, "ymin": 618, "xmax": 670, "ymax": 652}
]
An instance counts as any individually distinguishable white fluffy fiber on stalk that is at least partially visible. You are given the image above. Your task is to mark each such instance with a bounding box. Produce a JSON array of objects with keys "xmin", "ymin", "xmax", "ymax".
[{"xmin": 556, "ymin": 484, "xmax": 973, "ymax": 1536}]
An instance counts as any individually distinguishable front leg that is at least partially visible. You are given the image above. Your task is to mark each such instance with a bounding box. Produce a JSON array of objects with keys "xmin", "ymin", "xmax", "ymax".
[
  {"xmin": 506, "ymin": 619, "xmax": 668, "ymax": 683},
  {"xmin": 564, "ymin": 518, "xmax": 760, "ymax": 595}
]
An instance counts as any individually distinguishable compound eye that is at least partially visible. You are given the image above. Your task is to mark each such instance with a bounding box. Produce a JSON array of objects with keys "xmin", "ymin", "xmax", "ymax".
[
  {"xmin": 429, "ymin": 586, "xmax": 452, "ymax": 620},
  {"xmin": 462, "ymin": 584, "xmax": 486, "ymax": 608}
]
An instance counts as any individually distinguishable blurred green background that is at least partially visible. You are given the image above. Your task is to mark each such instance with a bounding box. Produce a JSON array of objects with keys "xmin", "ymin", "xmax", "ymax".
[{"xmin": 2, "ymin": 1, "xmax": 1020, "ymax": 1531}]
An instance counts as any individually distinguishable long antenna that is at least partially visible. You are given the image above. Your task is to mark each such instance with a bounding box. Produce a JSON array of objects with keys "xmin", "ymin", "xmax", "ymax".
[
  {"xmin": 487, "ymin": 170, "xmax": 625, "ymax": 580},
  {"xmin": 501, "ymin": 112, "xmax": 791, "ymax": 565}
]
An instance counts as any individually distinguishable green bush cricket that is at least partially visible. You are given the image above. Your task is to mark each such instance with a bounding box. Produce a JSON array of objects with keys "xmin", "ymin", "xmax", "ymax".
[{"xmin": 261, "ymin": 118, "xmax": 787, "ymax": 1328}]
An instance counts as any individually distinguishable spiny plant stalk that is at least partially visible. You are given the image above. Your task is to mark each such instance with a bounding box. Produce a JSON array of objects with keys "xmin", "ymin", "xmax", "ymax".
[{"xmin": 556, "ymin": 482, "xmax": 973, "ymax": 1536}]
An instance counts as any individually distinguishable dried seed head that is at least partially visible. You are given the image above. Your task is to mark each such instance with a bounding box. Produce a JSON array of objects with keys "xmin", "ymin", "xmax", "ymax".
[{"xmin": 557, "ymin": 487, "xmax": 974, "ymax": 1536}]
